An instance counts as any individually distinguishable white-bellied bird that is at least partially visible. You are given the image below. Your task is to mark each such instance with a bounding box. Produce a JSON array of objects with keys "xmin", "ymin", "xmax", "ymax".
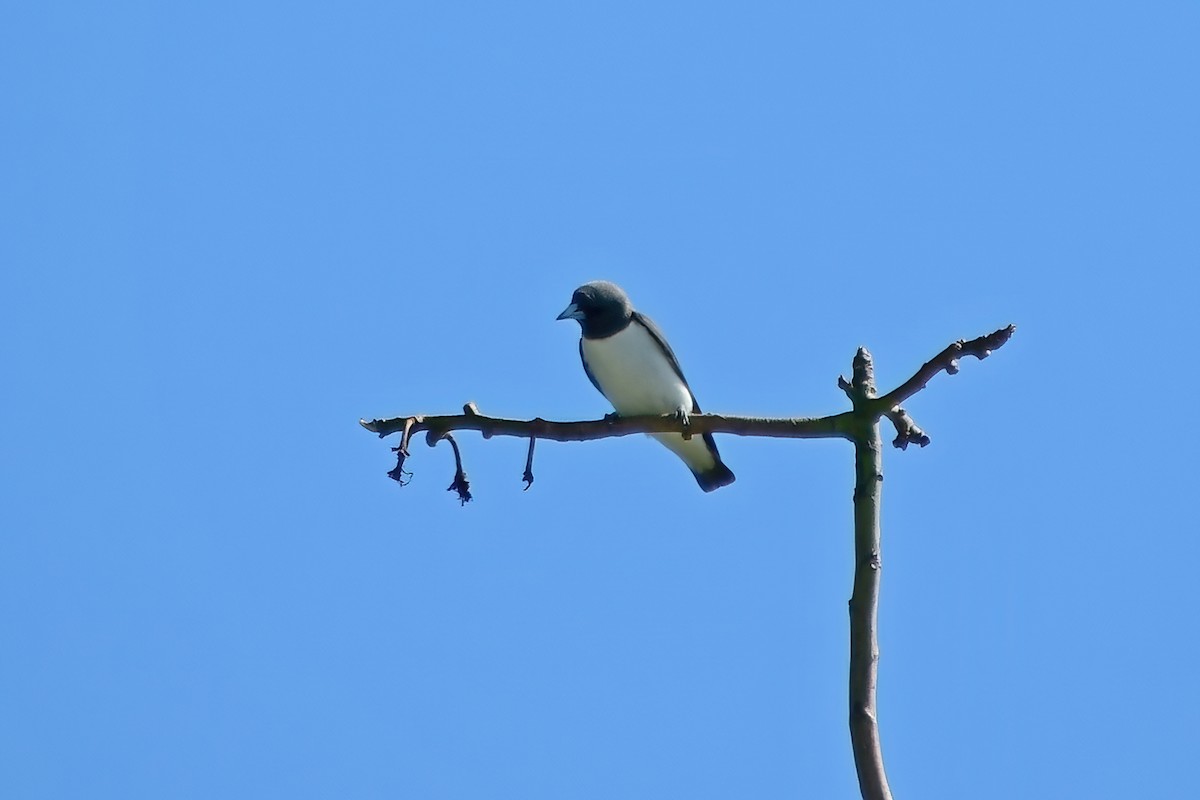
[{"xmin": 557, "ymin": 280, "xmax": 736, "ymax": 492}]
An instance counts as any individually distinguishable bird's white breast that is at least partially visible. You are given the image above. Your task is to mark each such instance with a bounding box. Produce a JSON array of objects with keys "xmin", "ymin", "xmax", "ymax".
[{"xmin": 581, "ymin": 322, "xmax": 693, "ymax": 415}]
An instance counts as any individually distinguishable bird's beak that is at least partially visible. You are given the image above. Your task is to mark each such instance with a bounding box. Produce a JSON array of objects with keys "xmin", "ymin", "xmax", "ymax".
[{"xmin": 556, "ymin": 302, "xmax": 584, "ymax": 321}]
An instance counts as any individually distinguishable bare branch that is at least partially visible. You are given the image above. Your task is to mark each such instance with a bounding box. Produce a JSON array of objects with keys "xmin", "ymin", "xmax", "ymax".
[
  {"xmin": 846, "ymin": 347, "xmax": 893, "ymax": 800},
  {"xmin": 360, "ymin": 410, "xmax": 857, "ymax": 444},
  {"xmin": 873, "ymin": 324, "xmax": 1015, "ymax": 412}
]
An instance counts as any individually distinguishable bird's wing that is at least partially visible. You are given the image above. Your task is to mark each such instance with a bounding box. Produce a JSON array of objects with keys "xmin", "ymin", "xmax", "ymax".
[{"xmin": 631, "ymin": 311, "xmax": 702, "ymax": 413}]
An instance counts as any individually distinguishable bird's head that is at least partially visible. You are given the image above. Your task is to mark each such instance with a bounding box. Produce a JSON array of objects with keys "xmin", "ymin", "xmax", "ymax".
[{"xmin": 556, "ymin": 281, "xmax": 633, "ymax": 338}]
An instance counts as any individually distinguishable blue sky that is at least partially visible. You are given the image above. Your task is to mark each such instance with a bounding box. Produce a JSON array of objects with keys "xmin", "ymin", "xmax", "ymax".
[{"xmin": 2, "ymin": 2, "xmax": 1198, "ymax": 798}]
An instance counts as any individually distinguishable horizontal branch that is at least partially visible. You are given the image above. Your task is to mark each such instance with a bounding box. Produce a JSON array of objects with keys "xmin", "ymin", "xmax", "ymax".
[
  {"xmin": 359, "ymin": 325, "xmax": 1016, "ymax": 454},
  {"xmin": 360, "ymin": 407, "xmax": 857, "ymax": 444},
  {"xmin": 359, "ymin": 325, "xmax": 1016, "ymax": 495}
]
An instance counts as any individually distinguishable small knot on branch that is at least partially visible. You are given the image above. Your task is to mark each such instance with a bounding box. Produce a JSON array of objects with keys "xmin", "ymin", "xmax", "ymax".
[
  {"xmin": 463, "ymin": 402, "xmax": 494, "ymax": 439},
  {"xmin": 966, "ymin": 324, "xmax": 1016, "ymax": 359},
  {"xmin": 460, "ymin": 402, "xmax": 494, "ymax": 441},
  {"xmin": 885, "ymin": 407, "xmax": 930, "ymax": 450},
  {"xmin": 949, "ymin": 325, "xmax": 1017, "ymax": 369}
]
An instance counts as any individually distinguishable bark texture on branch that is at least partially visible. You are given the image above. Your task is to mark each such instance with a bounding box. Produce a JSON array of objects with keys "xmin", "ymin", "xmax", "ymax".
[
  {"xmin": 361, "ymin": 407, "xmax": 855, "ymax": 442},
  {"xmin": 844, "ymin": 348, "xmax": 893, "ymax": 800},
  {"xmin": 361, "ymin": 405, "xmax": 856, "ymax": 492}
]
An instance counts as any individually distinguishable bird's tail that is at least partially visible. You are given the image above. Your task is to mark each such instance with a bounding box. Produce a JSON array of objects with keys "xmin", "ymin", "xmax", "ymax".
[
  {"xmin": 693, "ymin": 460, "xmax": 736, "ymax": 493},
  {"xmin": 652, "ymin": 431, "xmax": 737, "ymax": 492}
]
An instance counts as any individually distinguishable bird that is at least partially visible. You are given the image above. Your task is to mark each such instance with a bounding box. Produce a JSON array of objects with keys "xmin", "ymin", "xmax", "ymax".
[{"xmin": 556, "ymin": 280, "xmax": 736, "ymax": 492}]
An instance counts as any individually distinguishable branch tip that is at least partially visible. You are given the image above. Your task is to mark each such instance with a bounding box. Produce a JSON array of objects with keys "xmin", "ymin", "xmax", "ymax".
[
  {"xmin": 874, "ymin": 323, "xmax": 1016, "ymax": 412},
  {"xmin": 845, "ymin": 347, "xmax": 878, "ymax": 405}
]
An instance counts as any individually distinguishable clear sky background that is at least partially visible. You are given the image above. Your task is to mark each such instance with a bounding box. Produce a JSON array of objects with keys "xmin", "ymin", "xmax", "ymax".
[{"xmin": 3, "ymin": 3, "xmax": 1198, "ymax": 798}]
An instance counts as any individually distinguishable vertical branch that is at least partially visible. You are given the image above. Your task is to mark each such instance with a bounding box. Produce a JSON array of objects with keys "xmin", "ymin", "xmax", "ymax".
[{"xmin": 844, "ymin": 348, "xmax": 893, "ymax": 800}]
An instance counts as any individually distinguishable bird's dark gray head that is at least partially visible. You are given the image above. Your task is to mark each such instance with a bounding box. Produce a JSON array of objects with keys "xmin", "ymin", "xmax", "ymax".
[{"xmin": 556, "ymin": 280, "xmax": 634, "ymax": 338}]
